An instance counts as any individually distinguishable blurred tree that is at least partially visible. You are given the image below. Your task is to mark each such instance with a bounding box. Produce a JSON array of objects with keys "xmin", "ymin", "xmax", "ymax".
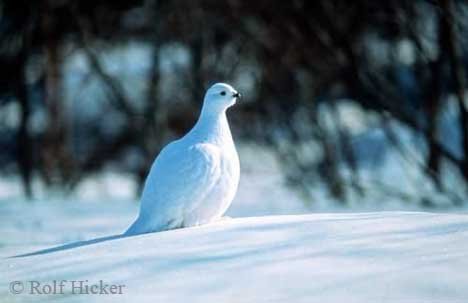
[{"xmin": 0, "ymin": 0, "xmax": 467, "ymax": 205}]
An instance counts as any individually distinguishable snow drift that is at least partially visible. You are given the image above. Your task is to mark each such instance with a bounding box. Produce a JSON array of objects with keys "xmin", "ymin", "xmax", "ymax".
[{"xmin": 2, "ymin": 212, "xmax": 468, "ymax": 302}]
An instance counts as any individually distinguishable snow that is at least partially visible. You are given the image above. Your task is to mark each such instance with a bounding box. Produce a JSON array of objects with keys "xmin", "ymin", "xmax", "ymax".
[
  {"xmin": 3, "ymin": 32, "xmax": 468, "ymax": 303},
  {"xmin": 2, "ymin": 212, "xmax": 468, "ymax": 302}
]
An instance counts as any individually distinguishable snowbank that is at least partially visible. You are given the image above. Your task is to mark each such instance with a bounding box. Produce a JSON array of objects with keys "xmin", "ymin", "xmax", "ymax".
[{"xmin": 2, "ymin": 212, "xmax": 468, "ymax": 302}]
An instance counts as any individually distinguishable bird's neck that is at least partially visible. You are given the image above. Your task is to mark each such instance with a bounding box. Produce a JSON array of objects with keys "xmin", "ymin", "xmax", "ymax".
[{"xmin": 189, "ymin": 106, "xmax": 233, "ymax": 145}]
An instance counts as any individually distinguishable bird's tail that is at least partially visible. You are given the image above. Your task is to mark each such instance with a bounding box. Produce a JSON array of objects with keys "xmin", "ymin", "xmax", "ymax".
[
  {"xmin": 124, "ymin": 217, "xmax": 171, "ymax": 236},
  {"xmin": 123, "ymin": 219, "xmax": 141, "ymax": 236}
]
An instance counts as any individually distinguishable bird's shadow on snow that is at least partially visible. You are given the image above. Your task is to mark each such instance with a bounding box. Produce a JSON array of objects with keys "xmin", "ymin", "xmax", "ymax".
[{"xmin": 10, "ymin": 234, "xmax": 129, "ymax": 258}]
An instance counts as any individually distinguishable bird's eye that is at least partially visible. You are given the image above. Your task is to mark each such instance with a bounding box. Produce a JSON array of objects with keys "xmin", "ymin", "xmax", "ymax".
[{"xmin": 220, "ymin": 91, "xmax": 226, "ymax": 96}]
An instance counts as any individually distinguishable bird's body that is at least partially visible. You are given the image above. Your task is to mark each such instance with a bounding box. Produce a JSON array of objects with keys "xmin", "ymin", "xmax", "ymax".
[{"xmin": 125, "ymin": 83, "xmax": 240, "ymax": 235}]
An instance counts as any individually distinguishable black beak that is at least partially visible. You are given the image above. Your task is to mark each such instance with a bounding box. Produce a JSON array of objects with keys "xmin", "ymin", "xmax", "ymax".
[{"xmin": 233, "ymin": 92, "xmax": 242, "ymax": 99}]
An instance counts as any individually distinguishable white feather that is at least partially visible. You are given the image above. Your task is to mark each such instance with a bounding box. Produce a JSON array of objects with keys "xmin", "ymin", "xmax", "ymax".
[{"xmin": 125, "ymin": 83, "xmax": 240, "ymax": 235}]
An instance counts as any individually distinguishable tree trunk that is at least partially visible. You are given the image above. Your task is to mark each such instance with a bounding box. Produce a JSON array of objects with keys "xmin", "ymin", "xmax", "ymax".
[
  {"xmin": 14, "ymin": 50, "xmax": 33, "ymax": 198},
  {"xmin": 439, "ymin": 0, "xmax": 468, "ymax": 180},
  {"xmin": 40, "ymin": 1, "xmax": 72, "ymax": 186}
]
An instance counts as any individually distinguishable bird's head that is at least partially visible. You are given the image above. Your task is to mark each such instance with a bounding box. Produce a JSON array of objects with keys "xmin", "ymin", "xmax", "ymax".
[{"xmin": 203, "ymin": 83, "xmax": 241, "ymax": 112}]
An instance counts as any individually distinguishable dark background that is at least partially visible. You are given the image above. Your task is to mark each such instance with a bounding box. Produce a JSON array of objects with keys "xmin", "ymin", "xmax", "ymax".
[{"xmin": 1, "ymin": 0, "xmax": 467, "ymax": 207}]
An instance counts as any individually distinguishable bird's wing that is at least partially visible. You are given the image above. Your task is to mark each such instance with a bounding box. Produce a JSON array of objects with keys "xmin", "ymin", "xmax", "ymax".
[{"xmin": 136, "ymin": 141, "xmax": 222, "ymax": 230}]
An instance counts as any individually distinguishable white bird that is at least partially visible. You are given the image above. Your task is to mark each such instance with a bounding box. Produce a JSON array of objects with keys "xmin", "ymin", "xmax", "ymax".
[{"xmin": 124, "ymin": 83, "xmax": 241, "ymax": 235}]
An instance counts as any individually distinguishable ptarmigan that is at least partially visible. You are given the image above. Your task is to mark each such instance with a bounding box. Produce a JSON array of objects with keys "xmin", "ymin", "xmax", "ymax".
[{"xmin": 124, "ymin": 83, "xmax": 241, "ymax": 235}]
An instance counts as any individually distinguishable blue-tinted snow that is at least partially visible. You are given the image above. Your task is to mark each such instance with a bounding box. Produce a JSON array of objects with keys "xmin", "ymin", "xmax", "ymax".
[{"xmin": 2, "ymin": 212, "xmax": 468, "ymax": 302}]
